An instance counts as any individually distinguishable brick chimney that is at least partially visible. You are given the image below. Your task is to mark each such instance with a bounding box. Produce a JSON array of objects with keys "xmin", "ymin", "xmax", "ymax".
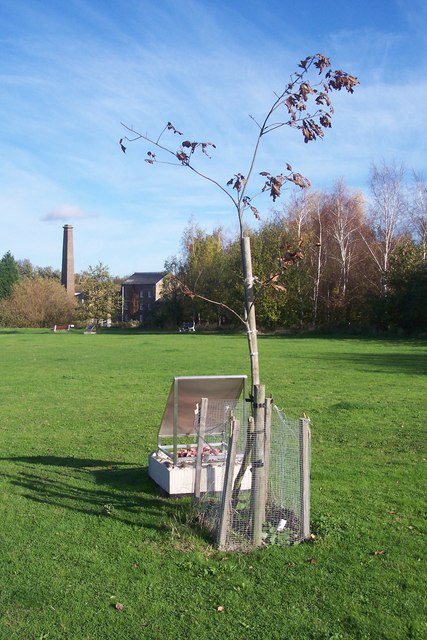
[{"xmin": 61, "ymin": 224, "xmax": 75, "ymax": 296}]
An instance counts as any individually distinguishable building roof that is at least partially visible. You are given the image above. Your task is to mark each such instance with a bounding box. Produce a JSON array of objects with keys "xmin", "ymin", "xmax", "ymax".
[{"xmin": 123, "ymin": 272, "xmax": 166, "ymax": 285}]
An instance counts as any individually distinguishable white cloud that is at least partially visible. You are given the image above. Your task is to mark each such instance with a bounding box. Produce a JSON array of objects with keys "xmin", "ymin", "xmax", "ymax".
[{"xmin": 41, "ymin": 204, "xmax": 97, "ymax": 222}]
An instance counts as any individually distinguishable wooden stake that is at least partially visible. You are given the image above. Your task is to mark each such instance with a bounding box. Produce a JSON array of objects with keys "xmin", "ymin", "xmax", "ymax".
[
  {"xmin": 217, "ymin": 417, "xmax": 241, "ymax": 549},
  {"xmin": 251, "ymin": 384, "xmax": 266, "ymax": 546},
  {"xmin": 194, "ymin": 398, "xmax": 208, "ymax": 501}
]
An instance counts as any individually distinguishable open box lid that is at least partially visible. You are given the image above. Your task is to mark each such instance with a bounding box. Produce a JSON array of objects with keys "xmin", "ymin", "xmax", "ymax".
[{"xmin": 158, "ymin": 375, "xmax": 247, "ymax": 437}]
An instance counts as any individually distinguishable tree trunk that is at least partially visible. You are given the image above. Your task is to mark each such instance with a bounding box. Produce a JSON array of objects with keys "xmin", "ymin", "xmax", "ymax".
[
  {"xmin": 242, "ymin": 235, "xmax": 260, "ymax": 393},
  {"xmin": 232, "ymin": 236, "xmax": 268, "ymax": 546}
]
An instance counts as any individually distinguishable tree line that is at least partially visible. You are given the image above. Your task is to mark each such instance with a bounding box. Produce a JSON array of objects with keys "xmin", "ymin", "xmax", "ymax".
[
  {"xmin": 1, "ymin": 162, "xmax": 425, "ymax": 333},
  {"xmin": 0, "ymin": 257, "xmax": 121, "ymax": 328},
  {"xmin": 158, "ymin": 162, "xmax": 426, "ymax": 334}
]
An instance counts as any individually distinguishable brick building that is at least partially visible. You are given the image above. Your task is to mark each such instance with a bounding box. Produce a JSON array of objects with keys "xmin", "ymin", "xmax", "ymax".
[{"xmin": 121, "ymin": 272, "xmax": 166, "ymax": 324}]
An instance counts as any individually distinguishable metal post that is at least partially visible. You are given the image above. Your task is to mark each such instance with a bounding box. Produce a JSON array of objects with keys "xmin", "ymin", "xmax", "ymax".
[
  {"xmin": 263, "ymin": 396, "xmax": 273, "ymax": 519},
  {"xmin": 299, "ymin": 417, "xmax": 311, "ymax": 540}
]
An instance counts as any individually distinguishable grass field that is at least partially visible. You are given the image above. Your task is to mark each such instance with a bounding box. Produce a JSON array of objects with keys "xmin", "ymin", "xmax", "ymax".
[{"xmin": 0, "ymin": 329, "xmax": 425, "ymax": 640}]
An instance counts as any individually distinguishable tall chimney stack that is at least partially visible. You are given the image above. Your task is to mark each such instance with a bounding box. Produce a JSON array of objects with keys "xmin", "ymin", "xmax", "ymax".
[{"xmin": 61, "ymin": 224, "xmax": 75, "ymax": 296}]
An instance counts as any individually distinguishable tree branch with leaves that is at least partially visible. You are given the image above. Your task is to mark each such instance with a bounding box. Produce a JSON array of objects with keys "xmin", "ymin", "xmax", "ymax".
[
  {"xmin": 120, "ymin": 53, "xmax": 358, "ymax": 395},
  {"xmin": 120, "ymin": 54, "xmax": 358, "ymax": 544}
]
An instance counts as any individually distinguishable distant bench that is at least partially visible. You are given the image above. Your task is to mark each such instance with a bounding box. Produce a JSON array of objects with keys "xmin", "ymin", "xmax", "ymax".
[
  {"xmin": 52, "ymin": 324, "xmax": 74, "ymax": 332},
  {"xmin": 178, "ymin": 321, "xmax": 196, "ymax": 333},
  {"xmin": 84, "ymin": 324, "xmax": 96, "ymax": 334}
]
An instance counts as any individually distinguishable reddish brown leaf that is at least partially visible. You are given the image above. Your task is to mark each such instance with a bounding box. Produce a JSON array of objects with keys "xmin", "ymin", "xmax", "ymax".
[
  {"xmin": 201, "ymin": 142, "xmax": 216, "ymax": 153},
  {"xmin": 300, "ymin": 82, "xmax": 314, "ymax": 100},
  {"xmin": 115, "ymin": 602, "xmax": 125, "ymax": 611},
  {"xmin": 373, "ymin": 550, "xmax": 386, "ymax": 556},
  {"xmin": 271, "ymin": 283, "xmax": 287, "ymax": 292},
  {"xmin": 319, "ymin": 114, "xmax": 332, "ymax": 128},
  {"xmin": 299, "ymin": 56, "xmax": 311, "ymax": 70},
  {"xmin": 290, "ymin": 173, "xmax": 311, "ymax": 189},
  {"xmin": 167, "ymin": 122, "xmax": 183, "ymax": 135},
  {"xmin": 313, "ymin": 54, "xmax": 331, "ymax": 73},
  {"xmin": 176, "ymin": 151, "xmax": 189, "ymax": 164}
]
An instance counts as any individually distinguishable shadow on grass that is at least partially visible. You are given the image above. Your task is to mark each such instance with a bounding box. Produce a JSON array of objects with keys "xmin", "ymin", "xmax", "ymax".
[
  {"xmin": 260, "ymin": 336, "xmax": 427, "ymax": 376},
  {"xmin": 0, "ymin": 456, "xmax": 200, "ymax": 538},
  {"xmin": 310, "ymin": 351, "xmax": 427, "ymax": 376}
]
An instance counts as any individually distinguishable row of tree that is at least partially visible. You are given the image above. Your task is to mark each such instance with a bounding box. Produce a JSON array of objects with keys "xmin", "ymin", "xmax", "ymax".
[
  {"xmin": 0, "ymin": 256, "xmax": 121, "ymax": 328},
  {"xmin": 1, "ymin": 162, "xmax": 425, "ymax": 333},
  {"xmin": 158, "ymin": 162, "xmax": 426, "ymax": 333}
]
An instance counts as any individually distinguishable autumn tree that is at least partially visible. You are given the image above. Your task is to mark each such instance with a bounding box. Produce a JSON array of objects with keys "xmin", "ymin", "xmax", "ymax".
[
  {"xmin": 16, "ymin": 258, "xmax": 34, "ymax": 279},
  {"xmin": 0, "ymin": 277, "xmax": 76, "ymax": 327},
  {"xmin": 175, "ymin": 221, "xmax": 231, "ymax": 326},
  {"xmin": 16, "ymin": 259, "xmax": 62, "ymax": 281},
  {"xmin": 383, "ymin": 240, "xmax": 427, "ymax": 332},
  {"xmin": 77, "ymin": 263, "xmax": 121, "ymax": 325}
]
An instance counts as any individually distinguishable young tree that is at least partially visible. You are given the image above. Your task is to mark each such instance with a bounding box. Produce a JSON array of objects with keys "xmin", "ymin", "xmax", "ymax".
[
  {"xmin": 121, "ymin": 54, "xmax": 358, "ymax": 391},
  {"xmin": 121, "ymin": 53, "xmax": 358, "ymax": 544},
  {"xmin": 0, "ymin": 251, "xmax": 19, "ymax": 299},
  {"xmin": 0, "ymin": 277, "xmax": 76, "ymax": 327},
  {"xmin": 77, "ymin": 263, "xmax": 121, "ymax": 325}
]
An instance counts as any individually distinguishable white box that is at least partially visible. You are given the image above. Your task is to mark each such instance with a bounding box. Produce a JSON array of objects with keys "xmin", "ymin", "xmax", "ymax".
[{"xmin": 148, "ymin": 452, "xmax": 252, "ymax": 495}]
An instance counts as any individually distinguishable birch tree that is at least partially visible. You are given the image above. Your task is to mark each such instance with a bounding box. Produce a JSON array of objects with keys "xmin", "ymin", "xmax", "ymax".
[
  {"xmin": 410, "ymin": 172, "xmax": 427, "ymax": 261},
  {"xmin": 362, "ymin": 161, "xmax": 407, "ymax": 295},
  {"xmin": 328, "ymin": 180, "xmax": 364, "ymax": 302}
]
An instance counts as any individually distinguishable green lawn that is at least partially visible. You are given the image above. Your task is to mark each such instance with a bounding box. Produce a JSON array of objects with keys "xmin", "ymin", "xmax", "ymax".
[{"xmin": 0, "ymin": 329, "xmax": 425, "ymax": 640}]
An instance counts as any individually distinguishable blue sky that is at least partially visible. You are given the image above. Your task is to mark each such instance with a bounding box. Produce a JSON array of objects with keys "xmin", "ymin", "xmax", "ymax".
[{"xmin": 1, "ymin": 0, "xmax": 426, "ymax": 276}]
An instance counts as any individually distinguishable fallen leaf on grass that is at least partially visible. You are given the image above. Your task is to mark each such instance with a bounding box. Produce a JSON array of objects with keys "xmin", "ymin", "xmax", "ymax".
[
  {"xmin": 132, "ymin": 563, "xmax": 140, "ymax": 569},
  {"xmin": 115, "ymin": 602, "xmax": 125, "ymax": 611},
  {"xmin": 372, "ymin": 550, "xmax": 386, "ymax": 556},
  {"xmin": 216, "ymin": 606, "xmax": 225, "ymax": 613},
  {"xmin": 308, "ymin": 558, "xmax": 317, "ymax": 565}
]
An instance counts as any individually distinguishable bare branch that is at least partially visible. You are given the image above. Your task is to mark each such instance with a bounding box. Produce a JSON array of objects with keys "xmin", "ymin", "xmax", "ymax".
[{"xmin": 172, "ymin": 275, "xmax": 246, "ymax": 325}]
